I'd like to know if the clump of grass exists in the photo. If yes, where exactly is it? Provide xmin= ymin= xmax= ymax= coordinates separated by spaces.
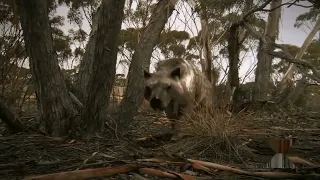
xmin=162 ymin=106 xmax=254 ymax=162
xmin=179 ymin=106 xmax=249 ymax=138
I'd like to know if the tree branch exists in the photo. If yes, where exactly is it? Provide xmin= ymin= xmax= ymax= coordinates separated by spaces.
xmin=268 ymin=51 xmax=320 ymax=81
xmin=242 ymin=22 xmax=320 ymax=83
xmin=242 ymin=0 xmax=274 ymax=22
xmin=261 ymin=1 xmax=294 ymax=12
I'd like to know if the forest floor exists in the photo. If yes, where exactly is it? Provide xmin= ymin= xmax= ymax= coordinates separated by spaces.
xmin=1 ymin=104 xmax=320 ymax=180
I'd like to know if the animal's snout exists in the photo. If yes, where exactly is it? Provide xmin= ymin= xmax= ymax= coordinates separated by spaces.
xmin=150 ymin=97 xmax=164 ymax=111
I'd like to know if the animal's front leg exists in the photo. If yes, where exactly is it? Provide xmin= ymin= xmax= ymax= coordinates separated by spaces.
xmin=170 ymin=104 xmax=191 ymax=142
xmin=165 ymin=101 xmax=178 ymax=120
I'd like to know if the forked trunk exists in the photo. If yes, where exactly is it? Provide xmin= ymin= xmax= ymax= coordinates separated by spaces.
xmin=16 ymin=0 xmax=77 ymax=136
xmin=117 ymin=0 xmax=178 ymax=133
xmin=81 ymin=0 xmax=126 ymax=134
xmin=75 ymin=7 xmax=101 ymax=103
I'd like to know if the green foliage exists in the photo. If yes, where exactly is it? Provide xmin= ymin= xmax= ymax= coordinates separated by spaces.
xmin=157 ymin=30 xmax=190 ymax=58
xmin=295 ymin=8 xmax=320 ymax=28
xmin=69 ymin=29 xmax=87 ymax=42
xmin=118 ymin=28 xmax=143 ymax=51
xmin=272 ymin=44 xmax=299 ymax=74
xmin=124 ymin=0 xmax=157 ymax=27
xmin=74 ymin=47 xmax=85 ymax=58
xmin=303 ymin=39 xmax=320 ymax=67
xmin=62 ymin=0 xmax=100 ymax=27
xmin=50 ymin=15 xmax=65 ymax=27
xmin=187 ymin=35 xmax=201 ymax=50
xmin=169 ymin=44 xmax=186 ymax=57
xmin=195 ymin=0 xmax=243 ymax=18
xmin=158 ymin=30 xmax=190 ymax=45
xmin=272 ymin=40 xmax=320 ymax=75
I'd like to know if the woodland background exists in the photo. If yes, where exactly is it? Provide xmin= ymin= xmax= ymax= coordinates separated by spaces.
xmin=0 ymin=0 xmax=320 ymax=178
xmin=1 ymin=0 xmax=319 ymax=135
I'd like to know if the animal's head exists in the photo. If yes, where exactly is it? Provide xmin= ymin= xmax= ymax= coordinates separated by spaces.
xmin=143 ymin=67 xmax=184 ymax=111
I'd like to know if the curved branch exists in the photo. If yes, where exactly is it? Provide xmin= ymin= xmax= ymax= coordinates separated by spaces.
xmin=268 ymin=51 xmax=320 ymax=82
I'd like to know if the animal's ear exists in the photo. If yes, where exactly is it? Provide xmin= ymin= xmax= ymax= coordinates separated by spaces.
xmin=170 ymin=67 xmax=181 ymax=79
xmin=144 ymin=70 xmax=151 ymax=79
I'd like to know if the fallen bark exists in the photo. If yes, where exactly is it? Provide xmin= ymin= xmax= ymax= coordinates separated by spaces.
xmin=21 ymin=155 xmax=320 ymax=180
xmin=138 ymin=167 xmax=179 ymax=179
xmin=24 ymin=164 xmax=138 ymax=180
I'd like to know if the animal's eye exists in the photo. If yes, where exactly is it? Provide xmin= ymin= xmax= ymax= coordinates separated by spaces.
xmin=167 ymin=85 xmax=171 ymax=90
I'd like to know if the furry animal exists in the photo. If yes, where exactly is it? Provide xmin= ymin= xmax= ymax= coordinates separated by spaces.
xmin=143 ymin=58 xmax=213 ymax=138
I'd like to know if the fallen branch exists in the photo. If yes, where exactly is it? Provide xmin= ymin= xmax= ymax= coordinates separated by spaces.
xmin=138 ymin=167 xmax=179 ymax=178
xmin=24 ymin=164 xmax=138 ymax=180
xmin=21 ymin=155 xmax=320 ymax=180
xmin=191 ymin=162 xmax=217 ymax=175
xmin=188 ymin=159 xmax=318 ymax=179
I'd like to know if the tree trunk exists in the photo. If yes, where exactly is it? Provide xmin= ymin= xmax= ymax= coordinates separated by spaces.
xmin=224 ymin=0 xmax=252 ymax=107
xmin=226 ymin=23 xmax=241 ymax=106
xmin=253 ymin=0 xmax=282 ymax=101
xmin=16 ymin=0 xmax=78 ymax=136
xmin=200 ymin=18 xmax=212 ymax=82
xmin=75 ymin=7 xmax=101 ymax=103
xmin=280 ymin=18 xmax=320 ymax=90
xmin=81 ymin=0 xmax=126 ymax=135
xmin=117 ymin=0 xmax=178 ymax=133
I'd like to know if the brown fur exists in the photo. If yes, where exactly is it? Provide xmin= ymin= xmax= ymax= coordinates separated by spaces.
xmin=144 ymin=58 xmax=213 ymax=139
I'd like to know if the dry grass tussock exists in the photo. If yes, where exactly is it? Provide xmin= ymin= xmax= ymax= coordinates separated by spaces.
xmin=163 ymin=106 xmax=254 ymax=161
xmin=179 ymin=106 xmax=250 ymax=138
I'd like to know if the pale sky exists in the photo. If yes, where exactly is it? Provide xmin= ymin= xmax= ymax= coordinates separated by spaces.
xmin=55 ymin=0 xmax=316 ymax=83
